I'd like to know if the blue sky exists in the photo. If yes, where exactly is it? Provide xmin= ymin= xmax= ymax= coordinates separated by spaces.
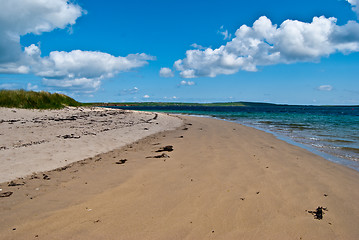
xmin=0 ymin=0 xmax=359 ymax=105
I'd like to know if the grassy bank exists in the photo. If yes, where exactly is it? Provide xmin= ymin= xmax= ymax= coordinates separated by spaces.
xmin=0 ymin=90 xmax=81 ymax=109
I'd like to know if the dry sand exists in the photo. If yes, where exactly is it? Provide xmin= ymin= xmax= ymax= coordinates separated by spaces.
xmin=0 ymin=114 xmax=358 ymax=239
xmin=0 ymin=107 xmax=182 ymax=182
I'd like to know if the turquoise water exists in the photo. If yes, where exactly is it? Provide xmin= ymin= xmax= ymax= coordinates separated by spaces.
xmin=111 ymin=105 xmax=359 ymax=171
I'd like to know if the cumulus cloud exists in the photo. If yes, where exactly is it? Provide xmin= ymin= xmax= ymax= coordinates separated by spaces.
xmin=27 ymin=46 xmax=154 ymax=91
xmin=0 ymin=0 xmax=154 ymax=92
xmin=143 ymin=94 xmax=150 ymax=99
xmin=318 ymin=85 xmax=333 ymax=91
xmin=347 ymin=0 xmax=359 ymax=16
xmin=179 ymin=80 xmax=195 ymax=86
xmin=0 ymin=0 xmax=83 ymax=65
xmin=174 ymin=16 xmax=359 ymax=78
xmin=159 ymin=67 xmax=174 ymax=78
xmin=17 ymin=45 xmax=154 ymax=92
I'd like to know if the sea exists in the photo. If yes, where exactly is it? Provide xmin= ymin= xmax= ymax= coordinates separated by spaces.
xmin=110 ymin=105 xmax=359 ymax=171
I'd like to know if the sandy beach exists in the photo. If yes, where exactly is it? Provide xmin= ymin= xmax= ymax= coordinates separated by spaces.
xmin=0 ymin=110 xmax=358 ymax=239
xmin=0 ymin=107 xmax=182 ymax=183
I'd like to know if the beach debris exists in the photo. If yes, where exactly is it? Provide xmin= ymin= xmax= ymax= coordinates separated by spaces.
xmin=115 ymin=159 xmax=127 ymax=164
xmin=94 ymin=220 xmax=101 ymax=223
xmin=30 ymin=174 xmax=39 ymax=179
xmin=8 ymin=181 xmax=25 ymax=186
xmin=0 ymin=191 xmax=13 ymax=198
xmin=156 ymin=145 xmax=173 ymax=152
xmin=13 ymin=140 xmax=48 ymax=149
xmin=42 ymin=174 xmax=51 ymax=180
xmin=324 ymin=193 xmax=328 ymax=197
xmin=144 ymin=128 xmax=149 ymax=130
xmin=146 ymin=153 xmax=170 ymax=159
xmin=58 ymin=134 xmax=81 ymax=139
xmin=256 ymin=191 xmax=260 ymax=194
xmin=307 ymin=206 xmax=328 ymax=220
xmin=54 ymin=166 xmax=70 ymax=172
xmin=182 ymin=127 xmax=189 ymax=131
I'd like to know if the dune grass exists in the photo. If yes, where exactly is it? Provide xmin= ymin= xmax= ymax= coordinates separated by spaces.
xmin=0 ymin=89 xmax=81 ymax=109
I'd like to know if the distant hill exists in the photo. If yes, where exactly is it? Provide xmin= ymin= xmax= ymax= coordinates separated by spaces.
xmin=84 ymin=101 xmax=359 ymax=108
xmin=85 ymin=101 xmax=281 ymax=107
xmin=0 ymin=90 xmax=81 ymax=109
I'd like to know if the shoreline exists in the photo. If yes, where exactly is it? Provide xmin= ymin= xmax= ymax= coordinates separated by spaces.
xmin=113 ymin=104 xmax=359 ymax=169
xmin=0 ymin=114 xmax=358 ymax=239
xmin=170 ymin=113 xmax=359 ymax=172
xmin=216 ymin=115 xmax=359 ymax=172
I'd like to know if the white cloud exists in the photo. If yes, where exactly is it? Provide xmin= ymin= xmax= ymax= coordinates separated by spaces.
xmin=174 ymin=16 xmax=359 ymax=78
xmin=191 ymin=43 xmax=207 ymax=50
xmin=27 ymin=83 xmax=38 ymax=91
xmin=0 ymin=0 xmax=83 ymax=65
xmin=143 ymin=94 xmax=150 ymax=99
xmin=0 ymin=0 xmax=155 ymax=92
xmin=159 ymin=67 xmax=174 ymax=78
xmin=0 ymin=83 xmax=18 ymax=89
xmin=218 ymin=26 xmax=232 ymax=40
xmin=179 ymin=80 xmax=195 ymax=86
xmin=163 ymin=96 xmax=179 ymax=100
xmin=31 ymin=48 xmax=154 ymax=91
xmin=19 ymin=45 xmax=154 ymax=92
xmin=347 ymin=0 xmax=359 ymax=16
xmin=120 ymin=87 xmax=139 ymax=95
xmin=318 ymin=85 xmax=333 ymax=91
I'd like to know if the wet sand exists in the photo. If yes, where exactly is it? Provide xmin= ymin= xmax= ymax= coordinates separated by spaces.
xmin=0 ymin=115 xmax=358 ymax=239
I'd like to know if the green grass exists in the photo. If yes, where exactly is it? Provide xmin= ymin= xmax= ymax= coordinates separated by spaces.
xmin=0 ymin=89 xmax=81 ymax=109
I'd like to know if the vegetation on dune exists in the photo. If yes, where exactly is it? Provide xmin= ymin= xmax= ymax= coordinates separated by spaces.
xmin=0 ymin=89 xmax=81 ymax=109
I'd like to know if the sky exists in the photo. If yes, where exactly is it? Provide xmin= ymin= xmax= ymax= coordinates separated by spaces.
xmin=0 ymin=0 xmax=359 ymax=105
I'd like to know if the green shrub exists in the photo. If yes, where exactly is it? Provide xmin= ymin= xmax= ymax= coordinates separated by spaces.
xmin=0 ymin=89 xmax=81 ymax=109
